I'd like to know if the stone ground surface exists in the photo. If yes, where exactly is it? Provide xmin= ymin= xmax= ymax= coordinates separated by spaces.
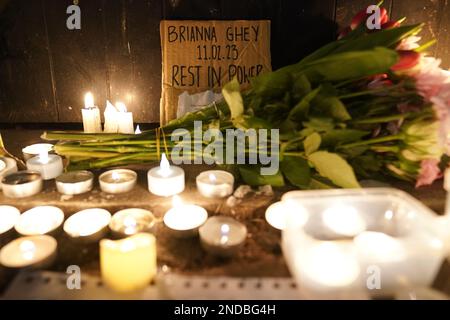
xmin=0 ymin=129 xmax=449 ymax=295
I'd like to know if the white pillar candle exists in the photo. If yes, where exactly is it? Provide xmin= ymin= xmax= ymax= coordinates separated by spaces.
xmin=99 ymin=169 xmax=137 ymax=194
xmin=321 ymin=205 xmax=366 ymax=237
xmin=116 ymin=102 xmax=134 ymax=134
xmin=64 ymin=208 xmax=111 ymax=242
xmin=55 ymin=170 xmax=94 ymax=195
xmin=199 ymin=216 xmax=247 ymax=257
xmin=103 ymin=101 xmax=119 ymax=133
xmin=26 ymin=150 xmax=63 ymax=180
xmin=15 ymin=206 xmax=64 ymax=236
xmin=0 ymin=235 xmax=57 ymax=269
xmin=82 ymin=92 xmax=102 ymax=133
xmin=109 ymin=208 xmax=156 ymax=238
xmin=100 ymin=233 xmax=157 ymax=293
xmin=22 ymin=143 xmax=54 ymax=161
xmin=147 ymin=153 xmax=185 ymax=197
xmin=265 ymin=200 xmax=309 ymax=230
xmin=0 ymin=206 xmax=20 ymax=237
xmin=0 ymin=157 xmax=18 ymax=191
xmin=196 ymin=170 xmax=234 ymax=198
xmin=1 ymin=171 xmax=43 ymax=198
xmin=163 ymin=196 xmax=208 ymax=237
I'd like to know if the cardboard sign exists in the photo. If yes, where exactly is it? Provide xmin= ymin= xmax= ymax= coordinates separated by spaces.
xmin=160 ymin=20 xmax=272 ymax=124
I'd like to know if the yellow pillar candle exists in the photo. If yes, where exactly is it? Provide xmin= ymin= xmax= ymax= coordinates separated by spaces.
xmin=100 ymin=233 xmax=157 ymax=293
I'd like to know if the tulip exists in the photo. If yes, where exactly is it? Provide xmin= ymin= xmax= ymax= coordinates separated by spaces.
xmin=350 ymin=7 xmax=388 ymax=30
xmin=337 ymin=26 xmax=352 ymax=40
xmin=391 ymin=50 xmax=421 ymax=71
xmin=381 ymin=20 xmax=402 ymax=30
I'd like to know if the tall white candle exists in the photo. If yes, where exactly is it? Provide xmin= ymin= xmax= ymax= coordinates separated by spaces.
xmin=103 ymin=101 xmax=119 ymax=133
xmin=147 ymin=153 xmax=185 ymax=197
xmin=116 ymin=102 xmax=134 ymax=134
xmin=82 ymin=92 xmax=102 ymax=133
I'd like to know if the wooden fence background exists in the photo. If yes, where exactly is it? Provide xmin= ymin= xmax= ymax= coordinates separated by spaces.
xmin=0 ymin=0 xmax=449 ymax=124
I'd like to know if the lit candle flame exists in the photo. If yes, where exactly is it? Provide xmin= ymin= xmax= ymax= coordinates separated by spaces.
xmin=209 ymin=173 xmax=217 ymax=183
xmin=111 ymin=171 xmax=121 ymax=181
xmin=84 ymin=92 xmax=95 ymax=109
xmin=20 ymin=240 xmax=36 ymax=261
xmin=384 ymin=210 xmax=394 ymax=221
xmin=172 ymin=195 xmax=183 ymax=208
xmin=135 ymin=125 xmax=142 ymax=135
xmin=220 ymin=224 xmax=230 ymax=245
xmin=39 ymin=150 xmax=49 ymax=164
xmin=123 ymin=216 xmax=137 ymax=235
xmin=116 ymin=101 xmax=127 ymax=113
xmin=159 ymin=153 xmax=172 ymax=177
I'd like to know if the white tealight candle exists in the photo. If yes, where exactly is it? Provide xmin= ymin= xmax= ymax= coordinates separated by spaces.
xmin=82 ymin=92 xmax=102 ymax=133
xmin=0 ymin=235 xmax=57 ymax=269
xmin=1 ymin=171 xmax=43 ymax=198
xmin=109 ymin=208 xmax=156 ymax=238
xmin=99 ymin=169 xmax=137 ymax=194
xmin=103 ymin=101 xmax=119 ymax=133
xmin=196 ymin=170 xmax=234 ymax=198
xmin=26 ymin=150 xmax=63 ymax=180
xmin=55 ymin=170 xmax=94 ymax=195
xmin=64 ymin=208 xmax=112 ymax=242
xmin=0 ymin=157 xmax=18 ymax=190
xmin=164 ymin=196 xmax=208 ymax=238
xmin=0 ymin=206 xmax=20 ymax=237
xmin=116 ymin=102 xmax=134 ymax=134
xmin=321 ymin=205 xmax=366 ymax=237
xmin=22 ymin=143 xmax=54 ymax=161
xmin=199 ymin=216 xmax=247 ymax=257
xmin=147 ymin=153 xmax=185 ymax=197
xmin=265 ymin=200 xmax=309 ymax=231
xmin=15 ymin=206 xmax=64 ymax=236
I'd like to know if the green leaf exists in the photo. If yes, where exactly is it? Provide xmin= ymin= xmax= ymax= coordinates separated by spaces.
xmin=238 ymin=165 xmax=285 ymax=187
xmin=288 ymin=86 xmax=321 ymax=121
xmin=292 ymin=74 xmax=312 ymax=101
xmin=301 ymin=47 xmax=399 ymax=83
xmin=250 ymin=69 xmax=292 ymax=100
xmin=222 ymin=78 xmax=244 ymax=119
xmin=321 ymin=129 xmax=370 ymax=147
xmin=313 ymin=95 xmax=351 ymax=121
xmin=308 ymin=151 xmax=361 ymax=188
xmin=304 ymin=132 xmax=321 ymax=155
xmin=280 ymin=156 xmax=311 ymax=188
xmin=303 ymin=117 xmax=335 ymax=133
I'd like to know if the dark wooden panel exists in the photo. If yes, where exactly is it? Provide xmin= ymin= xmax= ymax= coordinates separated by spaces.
xmin=391 ymin=0 xmax=442 ymax=58
xmin=162 ymin=0 xmax=222 ymax=19
xmin=277 ymin=0 xmax=337 ymax=69
xmin=0 ymin=0 xmax=57 ymax=123
xmin=336 ymin=0 xmax=393 ymax=28
xmin=424 ymin=0 xmax=450 ymax=68
xmin=44 ymin=0 xmax=108 ymax=122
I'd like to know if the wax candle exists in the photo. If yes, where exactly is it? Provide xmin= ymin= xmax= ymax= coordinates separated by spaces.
xmin=22 ymin=143 xmax=54 ymax=161
xmin=196 ymin=170 xmax=234 ymax=198
xmin=0 ymin=206 xmax=20 ymax=237
xmin=100 ymin=233 xmax=157 ymax=293
xmin=265 ymin=200 xmax=309 ymax=231
xmin=82 ymin=92 xmax=102 ymax=133
xmin=55 ymin=170 xmax=94 ymax=195
xmin=135 ymin=125 xmax=142 ymax=135
xmin=99 ymin=169 xmax=137 ymax=194
xmin=116 ymin=102 xmax=134 ymax=134
xmin=103 ymin=101 xmax=119 ymax=133
xmin=1 ymin=171 xmax=43 ymax=198
xmin=0 ymin=235 xmax=57 ymax=269
xmin=109 ymin=208 xmax=156 ymax=238
xmin=0 ymin=157 xmax=18 ymax=191
xmin=163 ymin=196 xmax=208 ymax=237
xmin=64 ymin=208 xmax=111 ymax=242
xmin=321 ymin=205 xmax=366 ymax=237
xmin=15 ymin=206 xmax=64 ymax=236
xmin=26 ymin=150 xmax=63 ymax=180
xmin=147 ymin=153 xmax=185 ymax=197
xmin=199 ymin=216 xmax=247 ymax=257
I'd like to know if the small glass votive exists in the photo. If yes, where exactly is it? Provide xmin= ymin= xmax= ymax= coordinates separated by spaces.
xmin=99 ymin=169 xmax=137 ymax=194
xmin=1 ymin=171 xmax=43 ymax=198
xmin=199 ymin=216 xmax=247 ymax=257
xmin=56 ymin=170 xmax=94 ymax=195
xmin=109 ymin=208 xmax=156 ymax=238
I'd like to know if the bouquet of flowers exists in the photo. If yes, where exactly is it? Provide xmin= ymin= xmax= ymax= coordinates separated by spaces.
xmin=42 ymin=4 xmax=450 ymax=189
